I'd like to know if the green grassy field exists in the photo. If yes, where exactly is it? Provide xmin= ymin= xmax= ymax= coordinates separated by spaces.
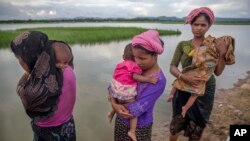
xmin=0 ymin=27 xmax=181 ymax=48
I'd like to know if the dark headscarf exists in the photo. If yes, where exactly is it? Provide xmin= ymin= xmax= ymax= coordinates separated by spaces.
xmin=11 ymin=31 xmax=63 ymax=121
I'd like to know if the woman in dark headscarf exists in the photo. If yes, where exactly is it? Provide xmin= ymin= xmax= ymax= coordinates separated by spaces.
xmin=11 ymin=31 xmax=76 ymax=141
xmin=168 ymin=7 xmax=228 ymax=141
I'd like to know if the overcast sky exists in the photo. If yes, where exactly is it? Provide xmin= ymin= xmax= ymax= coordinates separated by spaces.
xmin=0 ymin=0 xmax=250 ymax=20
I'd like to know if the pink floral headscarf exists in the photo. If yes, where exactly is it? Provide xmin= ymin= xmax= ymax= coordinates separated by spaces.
xmin=132 ymin=29 xmax=164 ymax=55
xmin=185 ymin=7 xmax=215 ymax=25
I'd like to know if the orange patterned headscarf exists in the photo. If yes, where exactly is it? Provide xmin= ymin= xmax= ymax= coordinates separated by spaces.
xmin=185 ymin=7 xmax=215 ymax=25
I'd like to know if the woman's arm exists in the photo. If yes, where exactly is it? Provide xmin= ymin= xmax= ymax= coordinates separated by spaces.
xmin=170 ymin=64 xmax=182 ymax=78
xmin=108 ymin=88 xmax=133 ymax=118
xmin=126 ymin=78 xmax=166 ymax=117
xmin=170 ymin=65 xmax=201 ymax=87
xmin=169 ymin=41 xmax=201 ymax=86
xmin=214 ymin=55 xmax=226 ymax=76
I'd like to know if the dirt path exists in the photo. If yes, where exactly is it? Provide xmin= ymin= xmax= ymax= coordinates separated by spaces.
xmin=152 ymin=71 xmax=250 ymax=141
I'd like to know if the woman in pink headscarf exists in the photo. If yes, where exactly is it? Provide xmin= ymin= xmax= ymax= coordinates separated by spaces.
xmin=168 ymin=7 xmax=228 ymax=141
xmin=109 ymin=29 xmax=166 ymax=141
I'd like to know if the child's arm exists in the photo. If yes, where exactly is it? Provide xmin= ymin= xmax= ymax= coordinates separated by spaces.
xmin=133 ymin=73 xmax=158 ymax=84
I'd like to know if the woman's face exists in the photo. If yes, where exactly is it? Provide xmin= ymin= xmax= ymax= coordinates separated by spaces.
xmin=132 ymin=47 xmax=157 ymax=70
xmin=16 ymin=55 xmax=30 ymax=73
xmin=191 ymin=15 xmax=210 ymax=38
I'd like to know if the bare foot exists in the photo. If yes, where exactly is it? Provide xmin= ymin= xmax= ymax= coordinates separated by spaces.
xmin=128 ymin=131 xmax=137 ymax=141
xmin=167 ymin=94 xmax=174 ymax=102
xmin=181 ymin=106 xmax=188 ymax=118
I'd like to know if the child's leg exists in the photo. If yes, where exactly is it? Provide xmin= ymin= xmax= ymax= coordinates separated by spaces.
xmin=181 ymin=94 xmax=198 ymax=117
xmin=128 ymin=117 xmax=138 ymax=141
xmin=167 ymin=87 xmax=176 ymax=102
xmin=107 ymin=109 xmax=116 ymax=123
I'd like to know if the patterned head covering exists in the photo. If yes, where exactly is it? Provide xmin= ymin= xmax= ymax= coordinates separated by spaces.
xmin=185 ymin=7 xmax=215 ymax=25
xmin=131 ymin=29 xmax=164 ymax=55
xmin=223 ymin=36 xmax=235 ymax=65
xmin=11 ymin=31 xmax=63 ymax=121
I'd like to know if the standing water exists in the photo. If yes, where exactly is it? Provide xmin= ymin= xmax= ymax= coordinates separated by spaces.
xmin=0 ymin=23 xmax=250 ymax=141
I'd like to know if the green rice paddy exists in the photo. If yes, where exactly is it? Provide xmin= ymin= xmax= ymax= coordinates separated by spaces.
xmin=0 ymin=27 xmax=181 ymax=48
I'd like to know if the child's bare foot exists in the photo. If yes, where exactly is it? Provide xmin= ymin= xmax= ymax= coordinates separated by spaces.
xmin=128 ymin=131 xmax=137 ymax=141
xmin=181 ymin=106 xmax=188 ymax=118
xmin=167 ymin=94 xmax=174 ymax=102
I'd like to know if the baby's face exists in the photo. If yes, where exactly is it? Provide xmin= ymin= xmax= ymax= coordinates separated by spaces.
xmin=55 ymin=51 xmax=71 ymax=69
xmin=214 ymin=37 xmax=228 ymax=50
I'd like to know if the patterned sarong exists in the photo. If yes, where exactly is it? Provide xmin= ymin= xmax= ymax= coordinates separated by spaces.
xmin=114 ymin=117 xmax=152 ymax=141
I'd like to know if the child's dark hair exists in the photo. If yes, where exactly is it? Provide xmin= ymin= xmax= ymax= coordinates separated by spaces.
xmin=50 ymin=40 xmax=74 ymax=68
xmin=191 ymin=13 xmax=211 ymax=25
xmin=123 ymin=43 xmax=134 ymax=61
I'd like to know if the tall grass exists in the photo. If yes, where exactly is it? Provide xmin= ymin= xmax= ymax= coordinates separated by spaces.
xmin=0 ymin=27 xmax=181 ymax=48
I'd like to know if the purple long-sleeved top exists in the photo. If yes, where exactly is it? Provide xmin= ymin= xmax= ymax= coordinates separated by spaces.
xmin=118 ymin=70 xmax=166 ymax=128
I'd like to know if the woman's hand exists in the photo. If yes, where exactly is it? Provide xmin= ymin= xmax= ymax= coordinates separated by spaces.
xmin=170 ymin=65 xmax=201 ymax=88
xmin=109 ymin=96 xmax=133 ymax=118
xmin=181 ymin=74 xmax=201 ymax=88
xmin=111 ymin=102 xmax=133 ymax=118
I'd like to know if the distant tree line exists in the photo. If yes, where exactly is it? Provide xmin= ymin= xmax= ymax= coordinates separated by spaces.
xmin=0 ymin=16 xmax=249 ymax=24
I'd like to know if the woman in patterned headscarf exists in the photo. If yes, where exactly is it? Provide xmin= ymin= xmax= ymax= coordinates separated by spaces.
xmin=11 ymin=31 xmax=76 ymax=141
xmin=168 ymin=7 xmax=229 ymax=141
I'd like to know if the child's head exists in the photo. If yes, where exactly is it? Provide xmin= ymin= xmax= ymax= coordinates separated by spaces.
xmin=204 ymin=35 xmax=232 ymax=52
xmin=214 ymin=36 xmax=226 ymax=49
xmin=215 ymin=36 xmax=235 ymax=64
xmin=214 ymin=36 xmax=234 ymax=51
xmin=52 ymin=41 xmax=73 ymax=69
xmin=123 ymin=43 xmax=134 ymax=61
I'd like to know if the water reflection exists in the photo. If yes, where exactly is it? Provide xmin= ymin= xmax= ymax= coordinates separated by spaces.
xmin=0 ymin=24 xmax=250 ymax=141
